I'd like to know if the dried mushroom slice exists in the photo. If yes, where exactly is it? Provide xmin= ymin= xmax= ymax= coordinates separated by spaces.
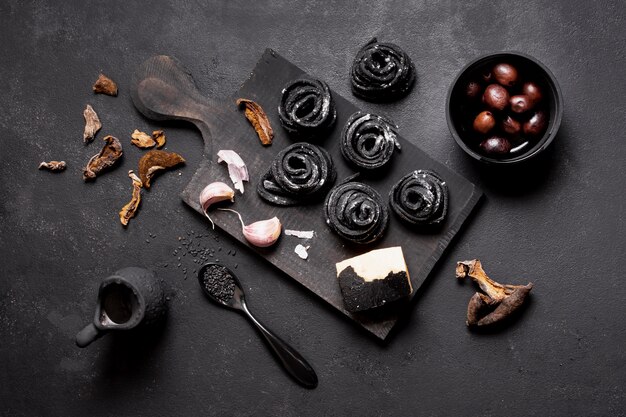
xmin=138 ymin=150 xmax=185 ymax=189
xmin=93 ymin=73 xmax=118 ymax=96
xmin=83 ymin=104 xmax=101 ymax=143
xmin=119 ymin=170 xmax=143 ymax=226
xmin=39 ymin=161 xmax=67 ymax=172
xmin=131 ymin=129 xmax=156 ymax=148
xmin=456 ymin=259 xmax=534 ymax=328
xmin=152 ymin=130 xmax=166 ymax=148
xmin=236 ymin=98 xmax=274 ymax=146
xmin=83 ymin=135 xmax=123 ymax=181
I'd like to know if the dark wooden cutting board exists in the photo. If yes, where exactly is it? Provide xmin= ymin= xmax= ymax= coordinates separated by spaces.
xmin=131 ymin=49 xmax=483 ymax=340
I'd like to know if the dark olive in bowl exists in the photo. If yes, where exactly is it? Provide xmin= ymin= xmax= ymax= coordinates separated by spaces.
xmin=446 ymin=52 xmax=563 ymax=165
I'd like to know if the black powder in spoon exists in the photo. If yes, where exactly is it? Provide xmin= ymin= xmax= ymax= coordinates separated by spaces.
xmin=202 ymin=264 xmax=236 ymax=303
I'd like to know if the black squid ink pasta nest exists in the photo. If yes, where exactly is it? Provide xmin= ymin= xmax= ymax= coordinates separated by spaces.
xmin=278 ymin=78 xmax=336 ymax=139
xmin=389 ymin=170 xmax=449 ymax=226
xmin=340 ymin=112 xmax=401 ymax=170
xmin=257 ymin=142 xmax=336 ymax=206
xmin=324 ymin=181 xmax=389 ymax=244
xmin=350 ymin=38 xmax=416 ymax=102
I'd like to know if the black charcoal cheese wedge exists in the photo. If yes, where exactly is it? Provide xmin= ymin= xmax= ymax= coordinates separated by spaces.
xmin=336 ymin=247 xmax=412 ymax=312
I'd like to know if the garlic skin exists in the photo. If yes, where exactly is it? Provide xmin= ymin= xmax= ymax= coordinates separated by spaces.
xmin=217 ymin=150 xmax=249 ymax=194
xmin=219 ymin=208 xmax=281 ymax=247
xmin=285 ymin=229 xmax=315 ymax=239
xmin=199 ymin=182 xmax=235 ymax=229
xmin=295 ymin=244 xmax=309 ymax=260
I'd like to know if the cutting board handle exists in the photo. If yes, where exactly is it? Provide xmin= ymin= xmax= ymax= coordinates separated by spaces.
xmin=131 ymin=55 xmax=223 ymax=154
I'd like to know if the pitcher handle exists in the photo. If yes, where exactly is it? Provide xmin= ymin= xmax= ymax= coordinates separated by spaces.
xmin=76 ymin=323 xmax=104 ymax=348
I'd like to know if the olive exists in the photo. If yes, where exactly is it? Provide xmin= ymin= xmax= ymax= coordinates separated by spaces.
xmin=492 ymin=63 xmax=518 ymax=87
xmin=473 ymin=111 xmax=495 ymax=134
xmin=510 ymin=95 xmax=533 ymax=113
xmin=474 ymin=110 xmax=496 ymax=134
xmin=523 ymin=111 xmax=548 ymax=136
xmin=479 ymin=136 xmax=512 ymax=156
xmin=465 ymin=80 xmax=483 ymax=100
xmin=482 ymin=84 xmax=509 ymax=111
xmin=522 ymin=81 xmax=543 ymax=104
xmin=501 ymin=115 xmax=522 ymax=135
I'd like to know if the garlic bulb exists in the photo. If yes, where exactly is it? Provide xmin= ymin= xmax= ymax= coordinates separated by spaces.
xmin=199 ymin=182 xmax=235 ymax=229
xmin=219 ymin=209 xmax=281 ymax=247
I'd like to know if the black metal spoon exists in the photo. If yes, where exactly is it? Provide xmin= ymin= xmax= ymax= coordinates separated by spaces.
xmin=197 ymin=263 xmax=318 ymax=388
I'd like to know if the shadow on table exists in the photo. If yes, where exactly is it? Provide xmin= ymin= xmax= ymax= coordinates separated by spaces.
xmin=91 ymin=317 xmax=169 ymax=394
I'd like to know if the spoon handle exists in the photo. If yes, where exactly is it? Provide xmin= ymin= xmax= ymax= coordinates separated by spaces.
xmin=241 ymin=303 xmax=318 ymax=388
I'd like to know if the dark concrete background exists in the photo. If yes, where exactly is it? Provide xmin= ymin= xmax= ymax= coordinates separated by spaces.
xmin=1 ymin=1 xmax=624 ymax=416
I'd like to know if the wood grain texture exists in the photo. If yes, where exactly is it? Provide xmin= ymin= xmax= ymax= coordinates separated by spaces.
xmin=132 ymin=49 xmax=483 ymax=339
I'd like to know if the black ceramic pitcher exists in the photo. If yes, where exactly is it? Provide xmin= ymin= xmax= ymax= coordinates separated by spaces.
xmin=76 ymin=267 xmax=167 ymax=347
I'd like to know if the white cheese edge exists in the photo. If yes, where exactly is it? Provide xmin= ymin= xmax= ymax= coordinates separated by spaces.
xmin=335 ymin=246 xmax=410 ymax=285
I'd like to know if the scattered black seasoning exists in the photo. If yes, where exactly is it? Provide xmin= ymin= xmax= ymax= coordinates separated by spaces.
xmin=169 ymin=230 xmax=239 ymax=281
xmin=202 ymin=264 xmax=236 ymax=304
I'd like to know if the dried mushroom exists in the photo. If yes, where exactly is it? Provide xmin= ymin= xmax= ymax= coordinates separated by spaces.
xmin=83 ymin=135 xmax=123 ymax=181
xmin=119 ymin=170 xmax=143 ymax=226
xmin=152 ymin=130 xmax=166 ymax=148
xmin=39 ymin=161 xmax=67 ymax=172
xmin=83 ymin=104 xmax=101 ymax=143
xmin=138 ymin=150 xmax=185 ymax=189
xmin=236 ymin=98 xmax=273 ymax=146
xmin=456 ymin=259 xmax=533 ymax=328
xmin=93 ymin=73 xmax=118 ymax=96
xmin=131 ymin=129 xmax=156 ymax=148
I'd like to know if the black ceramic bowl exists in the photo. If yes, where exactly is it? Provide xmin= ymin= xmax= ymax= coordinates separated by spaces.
xmin=446 ymin=52 xmax=563 ymax=164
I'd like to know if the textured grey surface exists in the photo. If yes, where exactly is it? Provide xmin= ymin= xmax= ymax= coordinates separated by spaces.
xmin=0 ymin=1 xmax=625 ymax=416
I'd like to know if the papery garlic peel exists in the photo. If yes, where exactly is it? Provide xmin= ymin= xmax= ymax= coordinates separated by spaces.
xmin=217 ymin=150 xmax=249 ymax=194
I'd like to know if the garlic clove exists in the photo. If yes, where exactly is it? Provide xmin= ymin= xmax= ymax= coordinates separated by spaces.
xmin=199 ymin=182 xmax=235 ymax=229
xmin=218 ymin=208 xmax=281 ymax=247
xmin=243 ymin=217 xmax=282 ymax=247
